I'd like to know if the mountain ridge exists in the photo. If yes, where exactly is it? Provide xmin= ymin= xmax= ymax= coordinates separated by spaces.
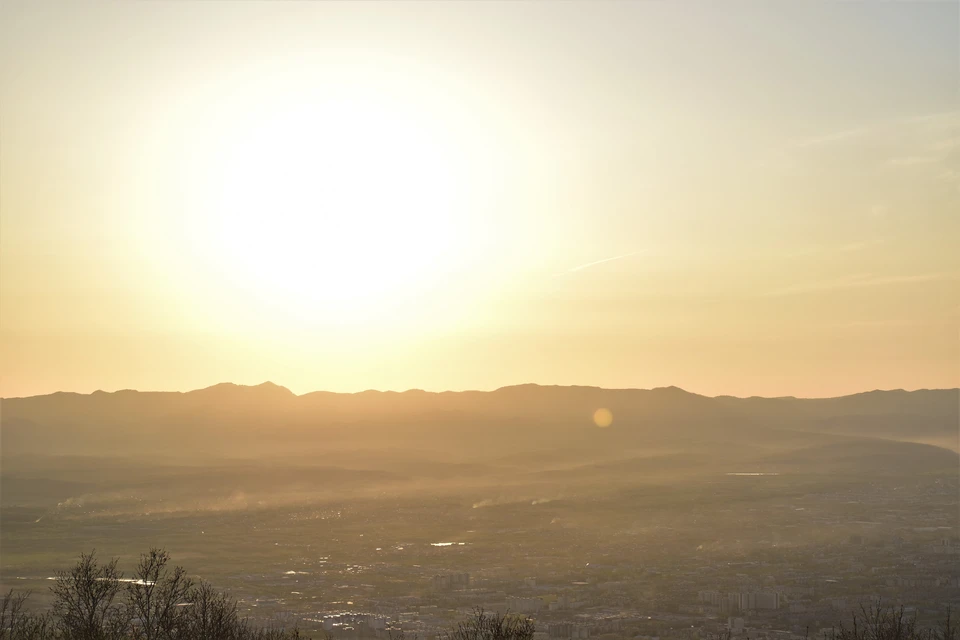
xmin=4 ymin=381 xmax=957 ymax=402
xmin=1 ymin=382 xmax=956 ymax=477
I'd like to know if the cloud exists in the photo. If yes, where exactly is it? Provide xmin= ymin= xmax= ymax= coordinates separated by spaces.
xmin=903 ymin=108 xmax=960 ymax=127
xmin=793 ymin=109 xmax=960 ymax=153
xmin=838 ymin=238 xmax=889 ymax=252
xmin=887 ymin=155 xmax=941 ymax=166
xmin=935 ymin=167 xmax=960 ymax=185
xmin=887 ymin=132 xmax=960 ymax=167
xmin=793 ymin=127 xmax=868 ymax=148
xmin=791 ymin=110 xmax=960 ymax=192
xmin=561 ymin=250 xmax=643 ymax=275
xmin=768 ymin=272 xmax=957 ymax=296
xmin=838 ymin=318 xmax=923 ymax=329
xmin=927 ymin=135 xmax=960 ymax=151
xmin=780 ymin=238 xmax=884 ymax=258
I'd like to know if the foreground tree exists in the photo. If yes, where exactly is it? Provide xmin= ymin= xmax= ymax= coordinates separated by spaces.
xmin=50 ymin=552 xmax=129 ymax=640
xmin=1 ymin=590 xmax=55 ymax=640
xmin=4 ymin=549 xmax=306 ymax=640
xmin=127 ymin=549 xmax=193 ymax=640
xmin=443 ymin=609 xmax=535 ymax=640
xmin=829 ymin=603 xmax=956 ymax=640
xmin=179 ymin=580 xmax=250 ymax=640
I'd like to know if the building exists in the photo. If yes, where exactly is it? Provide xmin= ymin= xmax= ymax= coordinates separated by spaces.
xmin=740 ymin=591 xmax=779 ymax=611
xmin=506 ymin=597 xmax=543 ymax=614
xmin=431 ymin=573 xmax=470 ymax=590
xmin=707 ymin=591 xmax=779 ymax=612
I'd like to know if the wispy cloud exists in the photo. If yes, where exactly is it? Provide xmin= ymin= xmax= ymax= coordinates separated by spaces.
xmin=838 ymin=318 xmax=924 ymax=329
xmin=887 ymin=155 xmax=941 ymax=166
xmin=793 ymin=127 xmax=867 ymax=149
xmin=780 ymin=238 xmax=884 ymax=259
xmin=838 ymin=238 xmax=889 ymax=253
xmin=791 ymin=110 xmax=960 ymax=192
xmin=768 ymin=272 xmax=957 ymax=296
xmin=793 ymin=109 xmax=960 ymax=152
xmin=927 ymin=135 xmax=960 ymax=151
xmin=561 ymin=251 xmax=643 ymax=276
xmin=935 ymin=167 xmax=960 ymax=186
xmin=887 ymin=133 xmax=960 ymax=167
xmin=903 ymin=108 xmax=960 ymax=126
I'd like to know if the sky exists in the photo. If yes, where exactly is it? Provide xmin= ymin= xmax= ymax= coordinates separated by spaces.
xmin=1 ymin=1 xmax=958 ymax=399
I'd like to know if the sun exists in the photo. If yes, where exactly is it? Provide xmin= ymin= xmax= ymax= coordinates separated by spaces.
xmin=195 ymin=93 xmax=467 ymax=324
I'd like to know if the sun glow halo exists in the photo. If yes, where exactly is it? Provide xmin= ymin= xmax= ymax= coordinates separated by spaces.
xmin=199 ymin=96 xmax=466 ymax=320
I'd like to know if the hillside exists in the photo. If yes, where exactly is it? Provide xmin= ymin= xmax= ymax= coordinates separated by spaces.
xmin=2 ymin=383 xmax=956 ymax=463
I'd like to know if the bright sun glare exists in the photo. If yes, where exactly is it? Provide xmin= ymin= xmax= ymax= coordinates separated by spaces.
xmin=196 ymin=92 xmax=465 ymax=321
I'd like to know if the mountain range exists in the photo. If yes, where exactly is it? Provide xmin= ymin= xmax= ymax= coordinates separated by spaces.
xmin=2 ymin=383 xmax=957 ymax=514
xmin=3 ymin=383 xmax=956 ymax=462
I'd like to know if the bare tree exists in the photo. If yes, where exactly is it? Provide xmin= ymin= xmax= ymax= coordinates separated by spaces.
xmin=4 ymin=549 xmax=317 ymax=639
xmin=937 ymin=611 xmax=957 ymax=640
xmin=828 ymin=603 xmax=957 ymax=640
xmin=127 ymin=549 xmax=193 ymax=640
xmin=50 ymin=551 xmax=130 ymax=640
xmin=0 ymin=590 xmax=56 ymax=640
xmin=179 ymin=580 xmax=248 ymax=640
xmin=388 ymin=628 xmax=415 ymax=640
xmin=1 ymin=590 xmax=31 ymax=639
xmin=443 ymin=608 xmax=535 ymax=640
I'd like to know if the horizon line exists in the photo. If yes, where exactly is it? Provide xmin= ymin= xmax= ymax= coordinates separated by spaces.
xmin=3 ymin=381 xmax=956 ymax=403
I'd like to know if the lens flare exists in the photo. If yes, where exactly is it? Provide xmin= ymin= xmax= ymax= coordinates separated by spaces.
xmin=593 ymin=407 xmax=613 ymax=428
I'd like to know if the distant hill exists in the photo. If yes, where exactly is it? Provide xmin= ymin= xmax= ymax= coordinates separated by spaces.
xmin=2 ymin=383 xmax=957 ymax=513
xmin=2 ymin=383 xmax=956 ymax=464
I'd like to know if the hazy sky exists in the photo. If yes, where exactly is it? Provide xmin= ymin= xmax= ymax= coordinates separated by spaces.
xmin=2 ymin=1 xmax=958 ymax=399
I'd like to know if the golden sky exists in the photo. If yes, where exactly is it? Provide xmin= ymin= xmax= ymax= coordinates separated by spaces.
xmin=2 ymin=2 xmax=958 ymax=399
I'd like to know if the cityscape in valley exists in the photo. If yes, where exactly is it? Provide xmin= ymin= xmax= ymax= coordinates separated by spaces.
xmin=2 ymin=384 xmax=958 ymax=638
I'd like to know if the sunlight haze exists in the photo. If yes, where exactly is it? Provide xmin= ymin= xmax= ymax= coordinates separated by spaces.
xmin=1 ymin=5 xmax=959 ymax=636
xmin=1 ymin=1 xmax=958 ymax=399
